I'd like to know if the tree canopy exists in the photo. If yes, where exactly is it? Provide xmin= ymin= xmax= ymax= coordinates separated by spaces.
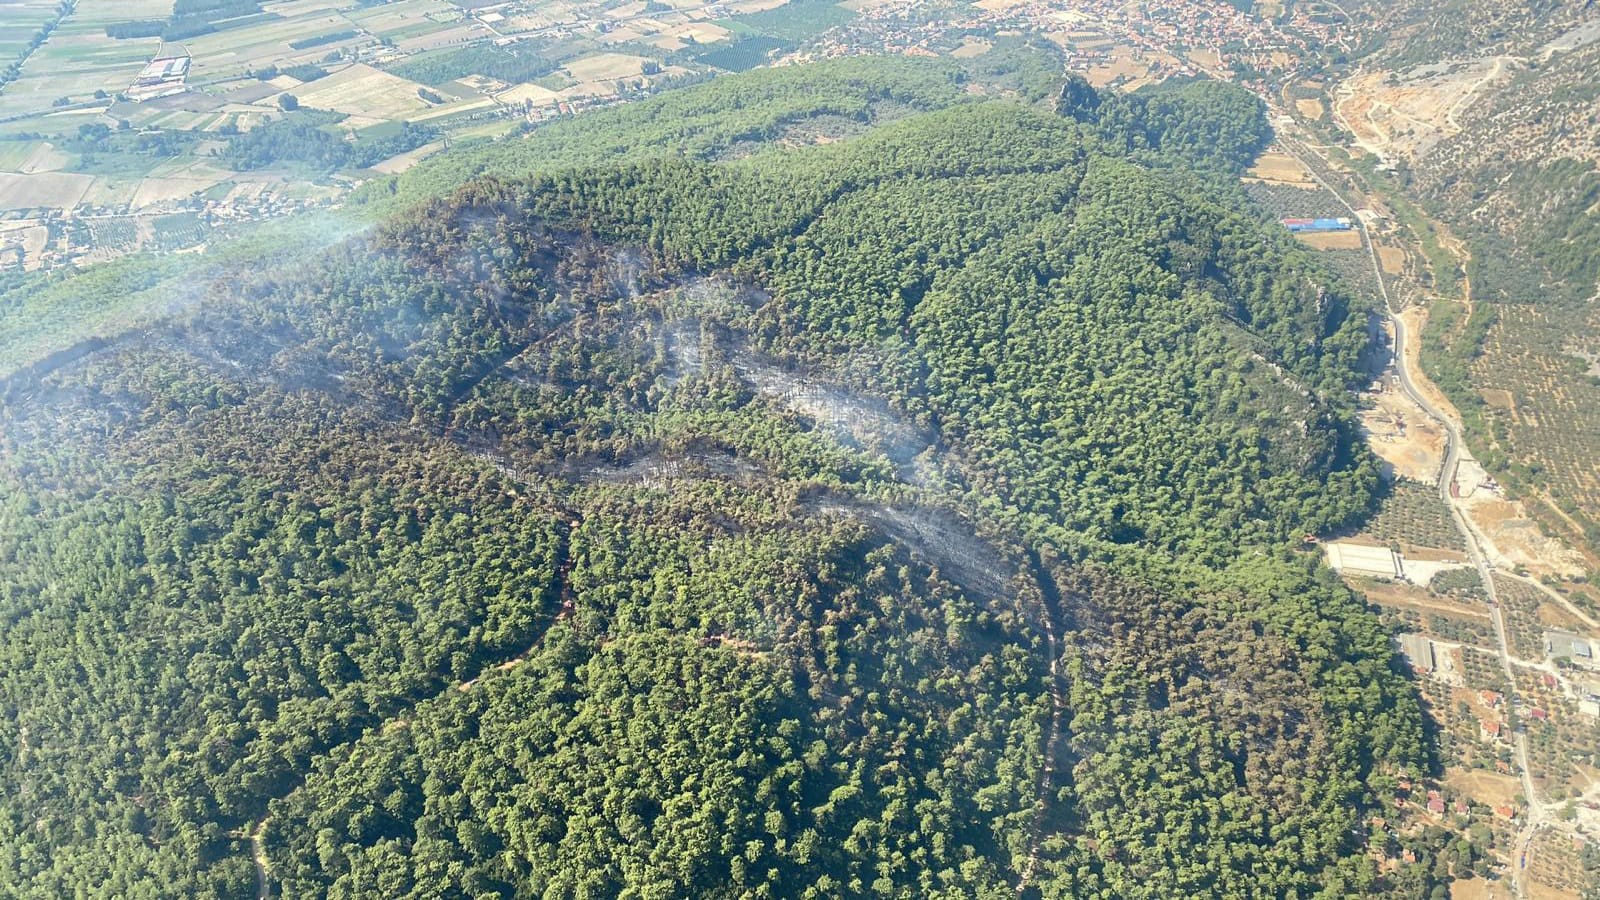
xmin=0 ymin=60 xmax=1435 ymax=898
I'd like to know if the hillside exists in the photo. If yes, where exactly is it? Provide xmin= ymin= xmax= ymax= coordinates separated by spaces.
xmin=0 ymin=60 xmax=1432 ymax=897
xmin=1321 ymin=1 xmax=1600 ymax=555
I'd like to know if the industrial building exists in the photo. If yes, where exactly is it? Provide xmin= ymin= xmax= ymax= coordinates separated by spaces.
xmin=1280 ymin=216 xmax=1355 ymax=232
xmin=1397 ymin=632 xmax=1435 ymax=673
xmin=1546 ymin=630 xmax=1596 ymax=666
xmin=1323 ymin=541 xmax=1402 ymax=579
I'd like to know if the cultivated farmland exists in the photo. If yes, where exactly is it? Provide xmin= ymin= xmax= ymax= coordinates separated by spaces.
xmin=0 ymin=0 xmax=909 ymax=270
xmin=1469 ymin=302 xmax=1600 ymax=551
xmin=1356 ymin=477 xmax=1467 ymax=553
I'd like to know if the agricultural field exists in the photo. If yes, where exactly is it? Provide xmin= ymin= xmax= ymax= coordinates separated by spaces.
xmin=292 ymin=63 xmax=440 ymax=120
xmin=1511 ymin=661 xmax=1600 ymax=808
xmin=1354 ymin=478 xmax=1467 ymax=553
xmin=1376 ymin=243 xmax=1408 ymax=276
xmin=0 ymin=217 xmax=48 ymax=269
xmin=1294 ymin=97 xmax=1324 ymax=120
xmin=1082 ymin=43 xmax=1175 ymax=90
xmin=1468 ymin=302 xmax=1600 ymax=555
xmin=1242 ymin=177 xmax=1384 ymax=298
xmin=0 ymin=140 xmax=61 ymax=171
xmin=1499 ymin=575 xmax=1556 ymax=663
xmin=1293 ymin=228 xmax=1363 ymax=250
xmin=85 ymin=215 xmax=136 ymax=251
xmin=1410 ymin=645 xmax=1518 ymax=795
xmin=1525 ymin=829 xmax=1593 ymax=898
xmin=0 ymin=0 xmax=63 ymax=64
xmin=1368 ymin=581 xmax=1496 ymax=647
xmin=1431 ymin=567 xmax=1488 ymax=603
xmin=0 ymin=171 xmax=94 ymax=208
xmin=148 ymin=209 xmax=207 ymax=247
xmin=0 ymin=0 xmax=168 ymax=120
xmin=1244 ymin=148 xmax=1318 ymax=189
xmin=0 ymin=0 xmax=877 ymax=256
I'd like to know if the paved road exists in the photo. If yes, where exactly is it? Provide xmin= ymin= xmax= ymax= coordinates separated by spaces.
xmin=1274 ymin=131 xmax=1544 ymax=897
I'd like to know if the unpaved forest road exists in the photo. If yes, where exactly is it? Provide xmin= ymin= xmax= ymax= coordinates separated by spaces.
xmin=1274 ymin=130 xmax=1546 ymax=897
xmin=673 ymin=324 xmax=1068 ymax=890
xmin=250 ymin=817 xmax=270 ymax=900
xmin=810 ymin=499 xmax=1068 ymax=893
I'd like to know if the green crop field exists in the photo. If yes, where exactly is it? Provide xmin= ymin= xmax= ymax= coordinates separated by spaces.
xmin=1430 ymin=567 xmax=1488 ymax=603
xmin=1355 ymin=477 xmax=1467 ymax=552
xmin=0 ymin=0 xmax=168 ymax=119
xmin=0 ymin=0 xmax=967 ymax=247
xmin=0 ymin=0 xmax=60 ymax=60
xmin=149 ymin=209 xmax=206 ymax=246
xmin=86 ymin=215 xmax=136 ymax=250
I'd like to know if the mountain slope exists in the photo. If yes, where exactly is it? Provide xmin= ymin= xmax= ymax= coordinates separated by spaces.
xmin=1323 ymin=2 xmax=1600 ymax=551
xmin=0 ymin=61 xmax=1426 ymax=898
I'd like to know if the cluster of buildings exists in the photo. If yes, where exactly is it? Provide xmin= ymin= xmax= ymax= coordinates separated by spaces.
xmin=795 ymin=0 xmax=1335 ymax=97
xmin=127 ymin=46 xmax=192 ymax=103
xmin=1388 ymin=777 xmax=1517 ymax=822
xmin=1282 ymin=216 xmax=1355 ymax=232
xmin=1123 ymin=0 xmax=1309 ymax=65
xmin=1547 ymin=630 xmax=1600 ymax=717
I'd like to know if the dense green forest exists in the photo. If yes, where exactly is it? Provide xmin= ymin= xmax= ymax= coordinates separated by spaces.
xmin=219 ymin=112 xmax=440 ymax=172
xmin=0 ymin=57 xmax=1439 ymax=897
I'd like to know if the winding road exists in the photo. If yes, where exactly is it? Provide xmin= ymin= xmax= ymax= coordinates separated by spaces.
xmin=1273 ymin=130 xmax=1545 ymax=897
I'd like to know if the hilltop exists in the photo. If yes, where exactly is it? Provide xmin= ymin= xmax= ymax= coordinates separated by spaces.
xmin=0 ymin=59 xmax=1434 ymax=898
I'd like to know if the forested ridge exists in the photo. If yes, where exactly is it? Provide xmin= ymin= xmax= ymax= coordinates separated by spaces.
xmin=0 ymin=57 xmax=1438 ymax=898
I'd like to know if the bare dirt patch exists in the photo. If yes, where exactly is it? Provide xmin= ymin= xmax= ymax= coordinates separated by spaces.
xmin=1445 ymin=767 xmax=1523 ymax=808
xmin=496 ymin=82 xmax=561 ymax=106
xmin=564 ymin=53 xmax=653 ymax=82
xmin=1377 ymin=244 xmax=1407 ymax=275
xmin=1450 ymin=875 xmax=1508 ymax=900
xmin=1403 ymin=546 xmax=1470 ymax=562
xmin=1083 ymin=45 xmax=1166 ymax=89
xmin=1293 ymin=229 xmax=1364 ymax=250
xmin=369 ymin=140 xmax=445 ymax=174
xmin=1536 ymin=600 xmax=1588 ymax=631
xmin=1333 ymin=58 xmax=1513 ymax=162
xmin=1356 ymin=578 xmax=1490 ymax=621
xmin=951 ymin=37 xmax=992 ymax=59
xmin=1481 ymin=388 xmax=1515 ymax=411
xmin=1463 ymin=493 xmax=1586 ymax=578
xmin=1246 ymin=150 xmax=1318 ymax=187
xmin=1361 ymin=383 xmax=1447 ymax=482
xmin=1295 ymin=97 xmax=1325 ymax=121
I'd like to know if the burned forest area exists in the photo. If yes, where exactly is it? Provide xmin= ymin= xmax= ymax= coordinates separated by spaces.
xmin=0 ymin=57 xmax=1435 ymax=899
